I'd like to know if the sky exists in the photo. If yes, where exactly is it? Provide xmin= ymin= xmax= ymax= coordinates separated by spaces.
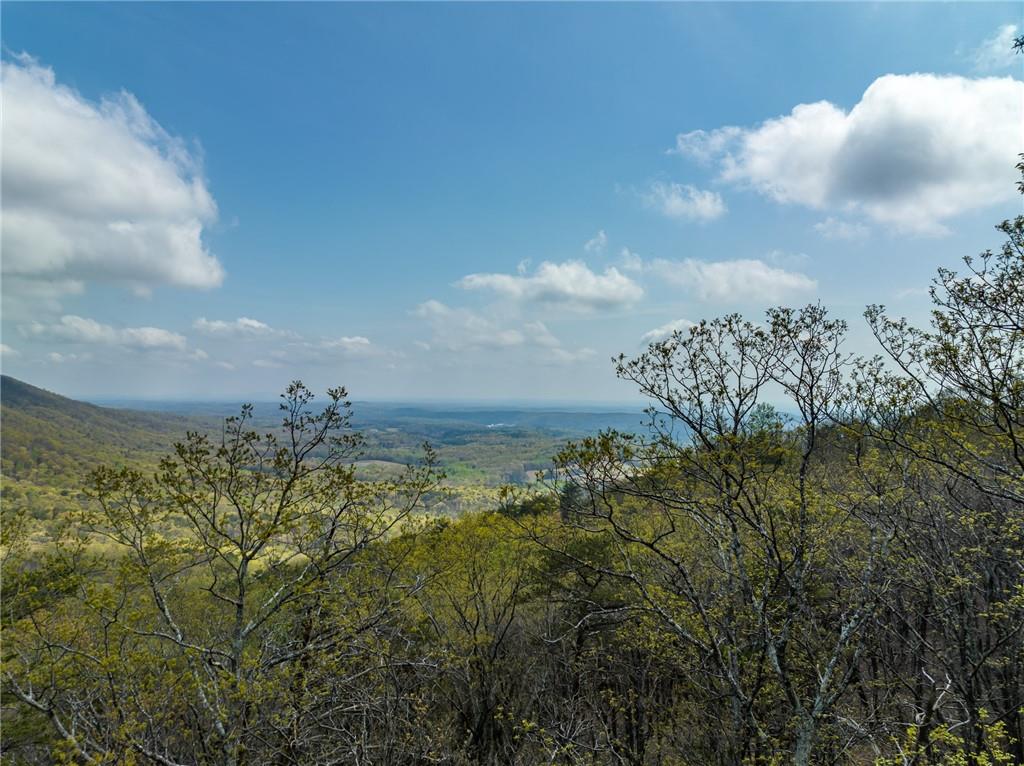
xmin=1 ymin=2 xmax=1022 ymax=404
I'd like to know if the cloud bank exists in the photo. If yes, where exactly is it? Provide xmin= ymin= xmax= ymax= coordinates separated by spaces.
xmin=23 ymin=315 xmax=187 ymax=352
xmin=1 ymin=55 xmax=223 ymax=310
xmin=650 ymin=258 xmax=817 ymax=302
xmin=673 ymin=74 xmax=1024 ymax=233
xmin=413 ymin=300 xmax=592 ymax=363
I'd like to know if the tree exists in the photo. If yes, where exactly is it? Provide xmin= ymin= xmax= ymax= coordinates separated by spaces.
xmin=851 ymin=169 xmax=1024 ymax=763
xmin=531 ymin=306 xmax=900 ymax=765
xmin=3 ymin=382 xmax=440 ymax=766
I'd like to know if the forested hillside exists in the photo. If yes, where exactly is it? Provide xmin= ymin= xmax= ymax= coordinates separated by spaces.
xmin=1 ymin=376 xmax=199 ymax=486
xmin=0 ymin=377 xmax=206 ymax=527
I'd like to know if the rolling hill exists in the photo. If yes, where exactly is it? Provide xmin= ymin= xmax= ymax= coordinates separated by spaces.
xmin=1 ymin=375 xmax=204 ymax=488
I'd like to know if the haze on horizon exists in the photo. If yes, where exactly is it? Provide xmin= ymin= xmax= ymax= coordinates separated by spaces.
xmin=1 ymin=2 xmax=1022 ymax=402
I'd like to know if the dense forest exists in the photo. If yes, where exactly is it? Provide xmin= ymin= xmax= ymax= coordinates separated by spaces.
xmin=2 ymin=157 xmax=1023 ymax=764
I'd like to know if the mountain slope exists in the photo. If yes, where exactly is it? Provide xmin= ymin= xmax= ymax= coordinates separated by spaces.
xmin=1 ymin=376 xmax=202 ymax=487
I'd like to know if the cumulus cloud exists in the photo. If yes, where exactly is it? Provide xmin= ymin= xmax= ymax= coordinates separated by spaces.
xmin=524 ymin=320 xmax=596 ymax=363
xmin=413 ymin=301 xmax=591 ymax=364
xmin=414 ymin=300 xmax=525 ymax=350
xmin=1 ymin=54 xmax=223 ymax=311
xmin=619 ymin=248 xmax=644 ymax=272
xmin=251 ymin=336 xmax=381 ymax=370
xmin=971 ymin=24 xmax=1020 ymax=71
xmin=456 ymin=260 xmax=643 ymax=310
xmin=673 ymin=74 xmax=1024 ymax=234
xmin=22 ymin=315 xmax=187 ymax=351
xmin=641 ymin=318 xmax=696 ymax=345
xmin=642 ymin=181 xmax=726 ymax=222
xmin=765 ymin=249 xmax=811 ymax=268
xmin=193 ymin=317 xmax=296 ymax=338
xmin=319 ymin=336 xmax=373 ymax=353
xmin=671 ymin=127 xmax=743 ymax=163
xmin=651 ymin=258 xmax=817 ymax=302
xmin=524 ymin=321 xmax=560 ymax=349
xmin=194 ymin=317 xmax=272 ymax=335
xmin=190 ymin=320 xmax=377 ymax=371
xmin=584 ymin=229 xmax=608 ymax=253
xmin=1 ymin=344 xmax=19 ymax=357
xmin=813 ymin=217 xmax=869 ymax=241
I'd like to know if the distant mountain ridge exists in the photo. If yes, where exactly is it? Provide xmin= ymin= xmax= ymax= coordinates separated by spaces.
xmin=96 ymin=398 xmax=650 ymax=437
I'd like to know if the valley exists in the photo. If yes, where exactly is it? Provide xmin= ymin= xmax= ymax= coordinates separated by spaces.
xmin=1 ymin=375 xmax=647 ymax=531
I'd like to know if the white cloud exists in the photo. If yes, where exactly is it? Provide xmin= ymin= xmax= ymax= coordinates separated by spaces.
xmin=1 ymin=279 xmax=87 ymax=322
xmin=0 ymin=344 xmax=19 ymax=357
xmin=1 ymin=55 xmax=223 ymax=310
xmin=414 ymin=300 xmax=524 ymax=350
xmin=193 ymin=317 xmax=295 ymax=338
xmin=619 ymin=248 xmax=644 ymax=272
xmin=971 ymin=24 xmax=1020 ymax=72
xmin=413 ymin=301 xmax=591 ymax=364
xmin=257 ymin=336 xmax=381 ymax=369
xmin=670 ymin=126 xmax=743 ymax=163
xmin=522 ymin=321 xmax=596 ymax=364
xmin=765 ymin=249 xmax=811 ymax=267
xmin=191 ymin=321 xmax=377 ymax=371
xmin=524 ymin=321 xmax=561 ymax=349
xmin=319 ymin=336 xmax=373 ymax=353
xmin=676 ymin=74 xmax=1024 ymax=234
xmin=651 ymin=258 xmax=817 ymax=302
xmin=584 ymin=229 xmax=608 ymax=253
xmin=641 ymin=318 xmax=696 ymax=345
xmin=813 ymin=217 xmax=869 ymax=241
xmin=643 ymin=181 xmax=726 ymax=222
xmin=456 ymin=260 xmax=643 ymax=310
xmin=22 ymin=315 xmax=187 ymax=351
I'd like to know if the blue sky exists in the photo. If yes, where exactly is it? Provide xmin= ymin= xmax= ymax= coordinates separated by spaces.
xmin=2 ymin=2 xmax=1022 ymax=403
